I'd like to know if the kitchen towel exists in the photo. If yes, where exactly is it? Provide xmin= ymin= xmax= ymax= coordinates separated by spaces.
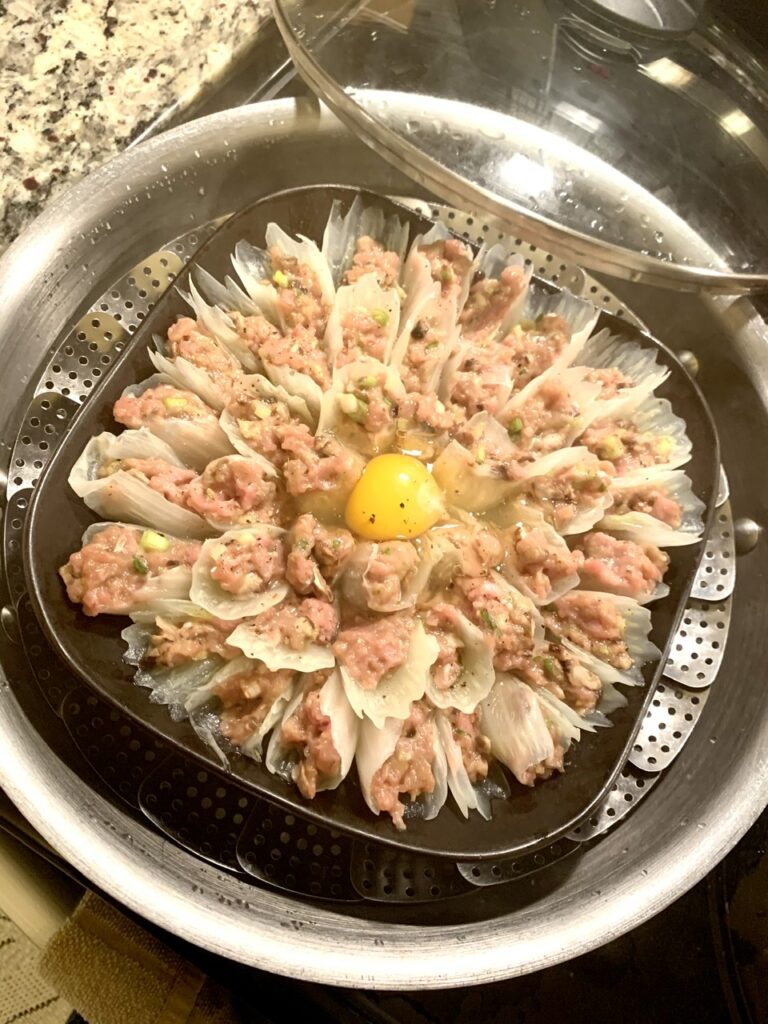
xmin=0 ymin=909 xmax=71 ymax=1024
xmin=40 ymin=891 xmax=240 ymax=1024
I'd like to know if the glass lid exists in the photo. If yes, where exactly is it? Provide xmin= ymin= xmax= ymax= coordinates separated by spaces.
xmin=274 ymin=0 xmax=768 ymax=293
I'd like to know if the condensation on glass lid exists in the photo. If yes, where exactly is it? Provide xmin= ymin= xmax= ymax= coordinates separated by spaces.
xmin=275 ymin=0 xmax=768 ymax=291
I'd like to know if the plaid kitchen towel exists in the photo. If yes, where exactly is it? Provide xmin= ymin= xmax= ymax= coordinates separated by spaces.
xmin=0 ymin=910 xmax=71 ymax=1024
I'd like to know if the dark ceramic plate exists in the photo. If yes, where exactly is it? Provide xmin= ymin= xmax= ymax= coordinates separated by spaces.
xmin=23 ymin=185 xmax=720 ymax=860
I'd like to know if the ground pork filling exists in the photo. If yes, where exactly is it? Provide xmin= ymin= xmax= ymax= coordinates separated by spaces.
xmin=59 ymin=524 xmax=200 ymax=616
xmin=524 ymin=725 xmax=565 ymax=785
xmin=226 ymin=390 xmax=313 ymax=468
xmin=501 ymin=378 xmax=579 ymax=459
xmin=459 ymin=264 xmax=528 ymax=342
xmin=361 ymin=541 xmax=420 ymax=612
xmin=524 ymin=461 xmax=612 ymax=531
xmin=280 ymin=673 xmax=341 ymax=798
xmin=505 ymin=524 xmax=584 ymax=601
xmin=500 ymin=314 xmax=571 ymax=392
xmin=344 ymin=236 xmax=401 ymax=289
xmin=610 ymin=483 xmax=683 ymax=528
xmin=186 ymin=458 xmax=280 ymax=526
xmin=400 ymin=316 xmax=448 ymax=394
xmin=228 ymin=310 xmax=283 ymax=356
xmin=147 ymin=616 xmax=240 ymax=667
xmin=259 ymin=324 xmax=332 ymax=388
xmin=269 ymin=247 xmax=330 ymax=330
xmin=338 ymin=375 xmax=398 ymax=438
xmin=543 ymin=592 xmax=632 ymax=670
xmin=371 ymin=701 xmax=437 ymax=830
xmin=446 ymin=348 xmax=512 ymax=419
xmin=99 ymin=457 xmax=196 ymax=507
xmin=580 ymin=420 xmax=675 ymax=474
xmin=209 ymin=532 xmax=285 ymax=596
xmin=282 ymin=434 xmax=358 ymax=497
xmin=511 ymin=643 xmax=603 ymax=714
xmin=448 ymin=708 xmax=491 ymax=782
xmin=332 ymin=613 xmax=413 ymax=690
xmin=429 ymin=629 xmax=462 ymax=691
xmin=585 ymin=367 xmax=634 ymax=400
xmin=337 ymin=308 xmax=390 ymax=365
xmin=398 ymin=392 xmax=460 ymax=434
xmin=166 ymin=317 xmax=241 ymax=388
xmin=423 ymin=238 xmax=473 ymax=300
xmin=456 ymin=575 xmax=536 ymax=669
xmin=286 ymin=514 xmax=355 ymax=596
xmin=214 ymin=665 xmax=294 ymax=746
xmin=247 ymin=597 xmax=339 ymax=651
xmin=576 ymin=531 xmax=668 ymax=599
xmin=113 ymin=384 xmax=214 ymax=428
xmin=431 ymin=525 xmax=503 ymax=580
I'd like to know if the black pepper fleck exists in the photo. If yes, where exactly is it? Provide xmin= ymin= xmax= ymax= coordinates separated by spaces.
xmin=22 ymin=177 xmax=39 ymax=191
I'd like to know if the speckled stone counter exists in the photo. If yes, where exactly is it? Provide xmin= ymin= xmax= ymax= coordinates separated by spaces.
xmin=0 ymin=0 xmax=269 ymax=252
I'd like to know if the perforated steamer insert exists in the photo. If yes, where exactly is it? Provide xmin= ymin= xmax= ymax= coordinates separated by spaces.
xmin=4 ymin=175 xmax=731 ymax=901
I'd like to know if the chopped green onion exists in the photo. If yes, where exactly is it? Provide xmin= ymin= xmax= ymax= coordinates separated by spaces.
xmin=272 ymin=269 xmax=290 ymax=288
xmin=332 ymin=538 xmax=342 ymax=550
xmin=132 ymin=554 xmax=149 ymax=575
xmin=542 ymin=656 xmax=558 ymax=680
xmin=475 ymin=444 xmax=486 ymax=465
xmin=479 ymin=608 xmax=498 ymax=632
xmin=454 ymin=727 xmax=470 ymax=738
xmin=507 ymin=416 xmax=524 ymax=437
xmin=440 ymin=267 xmax=454 ymax=283
xmin=140 ymin=530 xmax=170 ymax=552
xmin=357 ymin=375 xmax=379 ymax=390
xmin=371 ymin=308 xmax=389 ymax=327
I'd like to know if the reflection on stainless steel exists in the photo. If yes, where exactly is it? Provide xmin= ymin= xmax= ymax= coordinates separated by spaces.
xmin=0 ymin=100 xmax=767 ymax=987
xmin=734 ymin=517 xmax=762 ymax=555
xmin=275 ymin=0 xmax=768 ymax=290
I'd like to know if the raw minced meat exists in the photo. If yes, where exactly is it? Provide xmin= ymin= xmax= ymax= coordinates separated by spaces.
xmin=371 ymin=700 xmax=437 ymax=830
xmin=147 ymin=616 xmax=240 ymax=666
xmin=247 ymin=597 xmax=339 ymax=651
xmin=208 ymin=532 xmax=285 ymax=596
xmin=280 ymin=674 xmax=341 ymax=798
xmin=609 ymin=482 xmax=682 ymax=528
xmin=59 ymin=524 xmax=200 ymax=616
xmin=215 ymin=664 xmax=294 ymax=746
xmin=344 ymin=235 xmax=401 ymax=289
xmin=166 ymin=317 xmax=241 ymax=388
xmin=99 ymin=457 xmax=196 ymax=507
xmin=186 ymin=458 xmax=280 ymax=525
xmin=333 ymin=613 xmax=413 ymax=690
xmin=543 ymin=591 xmax=632 ymax=670
xmin=576 ymin=531 xmax=668 ymax=599
xmin=113 ymin=384 xmax=215 ymax=427
xmin=286 ymin=513 xmax=354 ymax=596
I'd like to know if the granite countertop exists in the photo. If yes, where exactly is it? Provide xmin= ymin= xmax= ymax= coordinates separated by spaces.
xmin=0 ymin=0 xmax=269 ymax=253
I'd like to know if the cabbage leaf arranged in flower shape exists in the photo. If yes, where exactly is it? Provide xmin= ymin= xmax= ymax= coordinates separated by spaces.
xmin=61 ymin=198 xmax=702 ymax=831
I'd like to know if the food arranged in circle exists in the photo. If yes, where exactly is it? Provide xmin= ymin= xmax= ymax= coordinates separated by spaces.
xmin=60 ymin=198 xmax=705 ymax=830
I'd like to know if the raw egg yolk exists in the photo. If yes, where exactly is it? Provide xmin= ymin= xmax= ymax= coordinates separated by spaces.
xmin=344 ymin=454 xmax=444 ymax=540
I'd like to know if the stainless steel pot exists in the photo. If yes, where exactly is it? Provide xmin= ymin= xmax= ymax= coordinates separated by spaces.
xmin=0 ymin=98 xmax=766 ymax=989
